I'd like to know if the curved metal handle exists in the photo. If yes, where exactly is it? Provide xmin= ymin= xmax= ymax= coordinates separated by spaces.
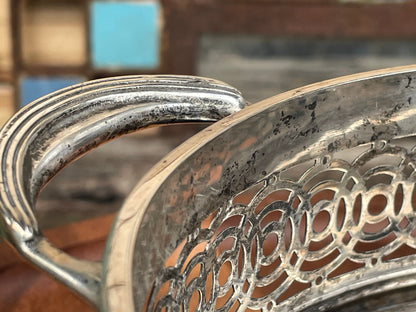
xmin=0 ymin=75 xmax=247 ymax=308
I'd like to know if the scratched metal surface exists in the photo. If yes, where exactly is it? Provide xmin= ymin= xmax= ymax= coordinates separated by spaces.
xmin=0 ymin=75 xmax=246 ymax=309
xmin=123 ymin=67 xmax=416 ymax=311
xmin=2 ymin=68 xmax=416 ymax=311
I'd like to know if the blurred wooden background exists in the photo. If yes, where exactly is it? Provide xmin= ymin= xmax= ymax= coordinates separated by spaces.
xmin=2 ymin=0 xmax=416 ymax=311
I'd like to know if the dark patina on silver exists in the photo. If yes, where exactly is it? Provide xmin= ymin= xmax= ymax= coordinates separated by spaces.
xmin=1 ymin=67 xmax=416 ymax=311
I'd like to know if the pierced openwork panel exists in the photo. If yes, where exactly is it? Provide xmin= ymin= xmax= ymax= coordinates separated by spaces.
xmin=145 ymin=139 xmax=416 ymax=312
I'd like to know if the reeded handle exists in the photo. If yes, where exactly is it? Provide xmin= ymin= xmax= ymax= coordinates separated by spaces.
xmin=0 ymin=75 xmax=247 ymax=308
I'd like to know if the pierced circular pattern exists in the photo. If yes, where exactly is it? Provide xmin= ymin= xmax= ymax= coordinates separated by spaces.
xmin=146 ymin=142 xmax=416 ymax=311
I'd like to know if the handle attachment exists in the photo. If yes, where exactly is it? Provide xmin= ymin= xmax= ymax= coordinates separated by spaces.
xmin=0 ymin=75 xmax=247 ymax=308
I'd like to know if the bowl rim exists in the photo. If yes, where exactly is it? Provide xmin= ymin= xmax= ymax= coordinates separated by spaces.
xmin=103 ymin=64 xmax=416 ymax=312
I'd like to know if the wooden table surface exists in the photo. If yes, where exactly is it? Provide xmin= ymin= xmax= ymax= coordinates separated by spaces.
xmin=0 ymin=214 xmax=115 ymax=312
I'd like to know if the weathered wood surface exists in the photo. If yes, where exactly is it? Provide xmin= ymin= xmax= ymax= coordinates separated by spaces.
xmin=162 ymin=0 xmax=416 ymax=75
xmin=21 ymin=1 xmax=86 ymax=67
xmin=0 ymin=0 xmax=12 ymax=80
xmin=0 ymin=214 xmax=114 ymax=312
xmin=198 ymin=36 xmax=416 ymax=102
xmin=0 ymin=85 xmax=14 ymax=125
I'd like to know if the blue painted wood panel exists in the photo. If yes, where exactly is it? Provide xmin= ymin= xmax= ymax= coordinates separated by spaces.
xmin=20 ymin=76 xmax=85 ymax=107
xmin=90 ymin=1 xmax=160 ymax=69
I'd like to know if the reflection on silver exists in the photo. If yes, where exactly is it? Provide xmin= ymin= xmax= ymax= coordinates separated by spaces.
xmin=2 ymin=67 xmax=416 ymax=311
xmin=0 ymin=75 xmax=246 ymax=308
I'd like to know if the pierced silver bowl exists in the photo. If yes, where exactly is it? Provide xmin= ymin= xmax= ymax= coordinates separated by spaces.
xmin=1 ymin=66 xmax=416 ymax=311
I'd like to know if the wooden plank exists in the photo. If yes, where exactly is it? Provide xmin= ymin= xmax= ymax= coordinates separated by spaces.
xmin=0 ymin=84 xmax=14 ymax=125
xmin=0 ymin=253 xmax=95 ymax=311
xmin=0 ymin=213 xmax=115 ymax=270
xmin=0 ymin=0 xmax=13 ymax=79
xmin=0 ymin=212 xmax=114 ymax=311
xmin=198 ymin=36 xmax=416 ymax=102
xmin=0 ymin=233 xmax=104 ymax=312
xmin=161 ymin=0 xmax=416 ymax=74
xmin=20 ymin=0 xmax=87 ymax=67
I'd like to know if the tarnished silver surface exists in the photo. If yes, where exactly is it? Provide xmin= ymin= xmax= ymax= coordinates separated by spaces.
xmin=106 ymin=65 xmax=416 ymax=311
xmin=3 ymin=66 xmax=416 ymax=311
xmin=0 ymin=75 xmax=246 ymax=308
